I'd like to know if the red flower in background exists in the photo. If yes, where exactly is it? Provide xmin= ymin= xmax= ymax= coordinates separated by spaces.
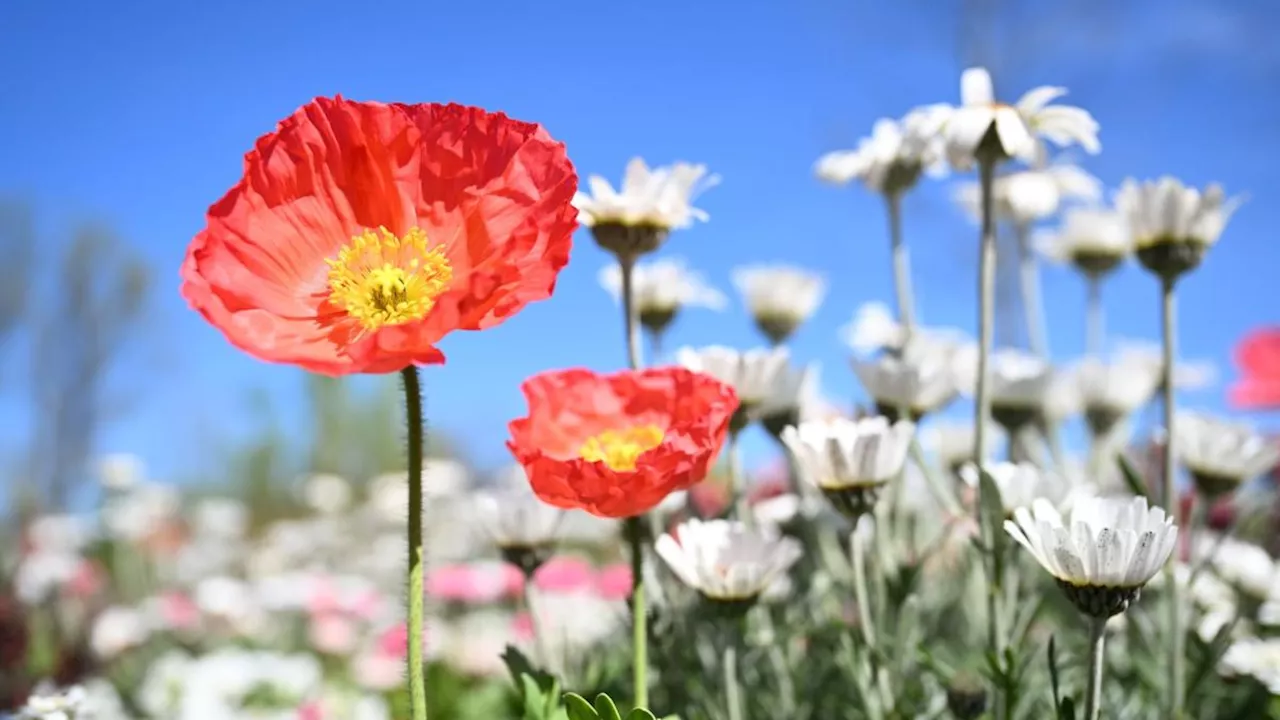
xmin=1230 ymin=327 xmax=1280 ymax=410
xmin=181 ymin=97 xmax=578 ymax=375
xmin=507 ymin=367 xmax=738 ymax=518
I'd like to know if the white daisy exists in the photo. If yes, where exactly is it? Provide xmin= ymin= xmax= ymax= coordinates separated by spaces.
xmin=814 ymin=105 xmax=951 ymax=195
xmin=954 ymin=164 xmax=1102 ymax=227
xmin=655 ymin=518 xmax=802 ymax=606
xmin=852 ymin=352 xmax=958 ymax=422
xmin=1005 ymin=495 xmax=1177 ymax=618
xmin=944 ymin=67 xmax=1100 ymax=169
xmin=957 ymin=348 xmax=1054 ymax=431
xmin=574 ymin=157 xmax=719 ymax=259
xmin=473 ymin=486 xmax=562 ymax=576
xmin=731 ymin=264 xmax=826 ymax=345
xmin=919 ymin=420 xmax=1006 ymax=477
xmin=90 ymin=605 xmax=150 ymax=659
xmin=842 ymin=302 xmax=903 ymax=357
xmin=597 ymin=257 xmax=726 ymax=336
xmin=1112 ymin=339 xmax=1218 ymax=392
xmin=1177 ymin=412 xmax=1280 ymax=499
xmin=1037 ymin=207 xmax=1132 ymax=278
xmin=1115 ymin=176 xmax=1242 ymax=282
xmin=19 ymin=684 xmax=86 ymax=720
xmin=96 ymin=452 xmax=145 ymax=492
xmin=758 ymin=362 xmax=821 ymax=438
xmin=676 ymin=345 xmax=792 ymax=424
xmin=1074 ymin=356 xmax=1163 ymax=437
xmin=1220 ymin=637 xmax=1280 ymax=693
xmin=781 ymin=416 xmax=915 ymax=520
xmin=959 ymin=462 xmax=1078 ymax=516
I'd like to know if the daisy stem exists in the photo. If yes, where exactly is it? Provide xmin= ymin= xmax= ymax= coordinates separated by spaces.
xmin=1083 ymin=616 xmax=1107 ymax=720
xmin=975 ymin=155 xmax=1004 ymax=683
xmin=626 ymin=516 xmax=649 ymax=709
xmin=619 ymin=255 xmax=650 ymax=710
xmin=909 ymin=439 xmax=962 ymax=517
xmin=1086 ymin=275 xmax=1104 ymax=358
xmin=729 ymin=431 xmax=749 ymax=524
xmin=1160 ymin=277 xmax=1184 ymax=717
xmin=400 ymin=365 xmax=429 ymax=720
xmin=723 ymin=636 xmax=744 ymax=720
xmin=885 ymin=191 xmax=916 ymax=333
xmin=1014 ymin=221 xmax=1048 ymax=358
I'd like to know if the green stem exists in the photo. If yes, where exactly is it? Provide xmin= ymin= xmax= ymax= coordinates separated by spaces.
xmin=886 ymin=191 xmax=916 ymax=333
xmin=976 ymin=155 xmax=1005 ymax=719
xmin=619 ymin=256 xmax=649 ymax=709
xmin=1086 ymin=274 xmax=1105 ymax=358
xmin=1161 ymin=278 xmax=1184 ymax=717
xmin=728 ymin=431 xmax=749 ymax=523
xmin=1014 ymin=221 xmax=1048 ymax=358
xmin=909 ymin=439 xmax=962 ymax=517
xmin=724 ymin=638 xmax=744 ymax=720
xmin=401 ymin=365 xmax=428 ymax=720
xmin=627 ymin=517 xmax=649 ymax=709
xmin=1084 ymin=616 xmax=1108 ymax=720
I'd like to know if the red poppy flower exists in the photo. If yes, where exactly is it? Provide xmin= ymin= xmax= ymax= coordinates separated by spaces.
xmin=181 ymin=97 xmax=578 ymax=375
xmin=1230 ymin=327 xmax=1280 ymax=410
xmin=507 ymin=367 xmax=738 ymax=518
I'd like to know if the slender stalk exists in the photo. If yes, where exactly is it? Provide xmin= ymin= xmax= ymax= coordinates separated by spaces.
xmin=723 ymin=640 xmax=744 ymax=720
xmin=909 ymin=439 xmax=963 ymax=517
xmin=400 ymin=365 xmax=428 ymax=720
xmin=1086 ymin=275 xmax=1105 ymax=358
xmin=975 ymin=156 xmax=1002 ymax=658
xmin=852 ymin=523 xmax=878 ymax=649
xmin=1013 ymin=222 xmax=1048 ymax=357
xmin=1161 ymin=278 xmax=1184 ymax=718
xmin=1083 ymin=616 xmax=1108 ymax=720
xmin=728 ymin=431 xmax=749 ymax=523
xmin=522 ymin=578 xmax=552 ymax=671
xmin=626 ymin=517 xmax=649 ymax=708
xmin=619 ymin=256 xmax=649 ymax=709
xmin=886 ymin=191 xmax=916 ymax=333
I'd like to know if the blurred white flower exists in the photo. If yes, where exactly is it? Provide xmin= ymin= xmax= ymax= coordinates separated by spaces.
xmin=655 ymin=518 xmax=803 ymax=602
xmin=90 ymin=605 xmax=150 ymax=659
xmin=843 ymin=302 xmax=902 ymax=357
xmin=138 ymin=651 xmax=192 ymax=717
xmin=598 ymin=258 xmax=727 ymax=316
xmin=945 ymin=67 xmax=1100 ymax=169
xmin=1177 ymin=412 xmax=1280 ymax=497
xmin=27 ymin=514 xmax=93 ymax=554
xmin=309 ymin=612 xmax=359 ymax=656
xmin=303 ymin=473 xmax=351 ymax=514
xmin=103 ymin=484 xmax=179 ymax=542
xmin=677 ymin=345 xmax=792 ymax=409
xmin=1197 ymin=536 xmax=1275 ymax=600
xmin=783 ymin=417 xmax=915 ymax=489
xmin=731 ymin=264 xmax=826 ymax=344
xmin=1220 ymin=637 xmax=1280 ymax=693
xmin=573 ymin=157 xmax=719 ymax=230
xmin=14 ymin=552 xmax=79 ymax=604
xmin=473 ymin=486 xmax=563 ymax=549
xmin=759 ymin=362 xmax=821 ymax=430
xmin=192 ymin=497 xmax=249 ymax=540
xmin=19 ymin=683 xmax=85 ymax=720
xmin=960 ymin=462 xmax=1080 ymax=515
xmin=1073 ymin=356 xmax=1163 ymax=437
xmin=444 ymin=611 xmax=517 ymax=677
xmin=954 ymin=164 xmax=1102 ymax=226
xmin=853 ymin=352 xmax=959 ymax=420
xmin=96 ymin=452 xmax=146 ymax=492
xmin=526 ymin=589 xmax=627 ymax=673
xmin=814 ymin=105 xmax=951 ymax=195
xmin=197 ymin=574 xmax=255 ymax=618
xmin=920 ymin=420 xmax=999 ymax=475
xmin=1006 ymin=496 xmax=1176 ymax=617
xmin=351 ymin=649 xmax=404 ymax=692
xmin=1112 ymin=339 xmax=1217 ymax=392
xmin=1117 ymin=176 xmax=1241 ymax=252
xmin=1036 ymin=207 xmax=1132 ymax=277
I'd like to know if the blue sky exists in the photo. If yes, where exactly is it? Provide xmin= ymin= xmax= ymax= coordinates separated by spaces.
xmin=1 ymin=0 xmax=1278 ymax=486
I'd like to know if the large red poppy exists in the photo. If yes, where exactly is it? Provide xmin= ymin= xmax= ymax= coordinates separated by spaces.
xmin=1230 ymin=327 xmax=1280 ymax=410
xmin=507 ymin=367 xmax=738 ymax=518
xmin=181 ymin=97 xmax=578 ymax=375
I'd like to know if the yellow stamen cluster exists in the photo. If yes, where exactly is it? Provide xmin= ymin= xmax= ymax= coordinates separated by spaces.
xmin=579 ymin=425 xmax=665 ymax=471
xmin=326 ymin=227 xmax=452 ymax=331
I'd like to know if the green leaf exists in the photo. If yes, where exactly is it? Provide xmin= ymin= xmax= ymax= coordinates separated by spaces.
xmin=977 ymin=468 xmax=1007 ymax=562
xmin=593 ymin=693 xmax=624 ymax=720
xmin=1117 ymin=454 xmax=1149 ymax=499
xmin=563 ymin=693 xmax=599 ymax=720
xmin=1047 ymin=635 xmax=1064 ymax=715
xmin=1059 ymin=696 xmax=1077 ymax=720
xmin=625 ymin=710 xmax=658 ymax=720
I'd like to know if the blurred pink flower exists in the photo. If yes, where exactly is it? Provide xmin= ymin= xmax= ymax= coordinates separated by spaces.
xmin=153 ymin=591 xmax=200 ymax=631
xmin=426 ymin=562 xmax=520 ymax=604
xmin=309 ymin=611 xmax=358 ymax=655
xmin=64 ymin=560 xmax=105 ymax=599
xmin=377 ymin=623 xmax=409 ymax=658
xmin=299 ymin=702 xmax=324 ymax=720
xmin=510 ymin=611 xmax=536 ymax=643
xmin=533 ymin=556 xmax=594 ymax=593
xmin=1230 ymin=327 xmax=1280 ymax=410
xmin=352 ymin=648 xmax=404 ymax=691
xmin=594 ymin=564 xmax=633 ymax=600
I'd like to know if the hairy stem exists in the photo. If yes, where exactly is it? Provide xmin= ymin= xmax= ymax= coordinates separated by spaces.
xmin=401 ymin=365 xmax=428 ymax=720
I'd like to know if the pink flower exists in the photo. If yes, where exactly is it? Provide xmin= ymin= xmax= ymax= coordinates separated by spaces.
xmin=64 ymin=560 xmax=105 ymax=599
xmin=510 ymin=611 xmax=536 ymax=643
xmin=299 ymin=701 xmax=325 ymax=720
xmin=153 ymin=591 xmax=200 ymax=631
xmin=377 ymin=623 xmax=409 ymax=658
xmin=533 ymin=556 xmax=594 ymax=593
xmin=1230 ymin=327 xmax=1280 ymax=410
xmin=352 ymin=649 xmax=405 ymax=691
xmin=309 ymin=611 xmax=358 ymax=655
xmin=426 ymin=562 xmax=519 ymax=604
xmin=594 ymin=564 xmax=633 ymax=600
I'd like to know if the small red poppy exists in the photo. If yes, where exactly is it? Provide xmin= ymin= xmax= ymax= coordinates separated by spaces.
xmin=507 ymin=367 xmax=738 ymax=518
xmin=1230 ymin=327 xmax=1280 ymax=410
xmin=181 ymin=97 xmax=578 ymax=375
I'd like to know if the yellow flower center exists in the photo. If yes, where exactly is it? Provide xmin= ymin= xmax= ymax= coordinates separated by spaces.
xmin=579 ymin=425 xmax=665 ymax=471
xmin=326 ymin=227 xmax=453 ymax=331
